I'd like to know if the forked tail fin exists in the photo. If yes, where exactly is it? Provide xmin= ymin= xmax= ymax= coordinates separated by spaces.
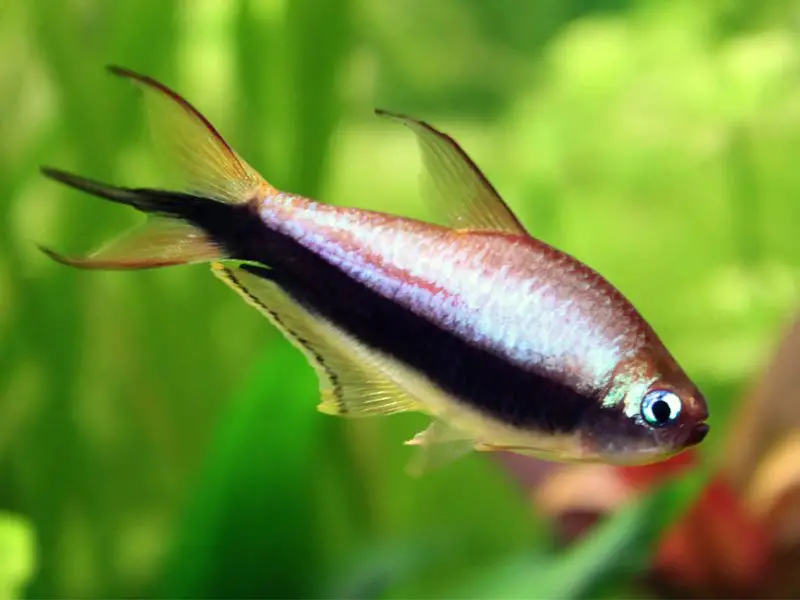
xmin=39 ymin=65 xmax=274 ymax=269
xmin=39 ymin=167 xmax=227 ymax=269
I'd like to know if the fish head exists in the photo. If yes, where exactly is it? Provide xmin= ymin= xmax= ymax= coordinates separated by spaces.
xmin=578 ymin=349 xmax=709 ymax=466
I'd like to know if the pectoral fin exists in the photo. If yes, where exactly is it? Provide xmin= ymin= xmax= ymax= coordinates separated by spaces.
xmin=212 ymin=263 xmax=424 ymax=417
xmin=404 ymin=420 xmax=477 ymax=476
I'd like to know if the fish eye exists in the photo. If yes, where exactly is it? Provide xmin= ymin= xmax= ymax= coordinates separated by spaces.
xmin=641 ymin=389 xmax=682 ymax=427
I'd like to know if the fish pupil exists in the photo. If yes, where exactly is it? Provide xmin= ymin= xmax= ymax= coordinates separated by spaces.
xmin=651 ymin=399 xmax=671 ymax=425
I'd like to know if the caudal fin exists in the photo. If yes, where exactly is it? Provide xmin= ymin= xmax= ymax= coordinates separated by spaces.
xmin=39 ymin=168 xmax=227 ymax=269
xmin=40 ymin=66 xmax=273 ymax=270
xmin=106 ymin=65 xmax=273 ymax=203
xmin=41 ymin=167 xmax=199 ymax=214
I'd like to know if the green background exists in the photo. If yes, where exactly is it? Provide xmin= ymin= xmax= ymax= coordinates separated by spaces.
xmin=1 ymin=0 xmax=797 ymax=597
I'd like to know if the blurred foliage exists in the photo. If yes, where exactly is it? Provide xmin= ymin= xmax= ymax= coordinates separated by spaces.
xmin=2 ymin=0 xmax=800 ymax=597
xmin=449 ymin=469 xmax=708 ymax=600
xmin=0 ymin=512 xmax=35 ymax=600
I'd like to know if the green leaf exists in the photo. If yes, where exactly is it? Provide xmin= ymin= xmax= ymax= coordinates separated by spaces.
xmin=156 ymin=349 xmax=325 ymax=598
xmin=447 ymin=469 xmax=707 ymax=599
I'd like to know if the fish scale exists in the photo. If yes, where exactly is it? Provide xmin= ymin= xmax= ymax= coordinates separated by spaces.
xmin=261 ymin=195 xmax=631 ymax=390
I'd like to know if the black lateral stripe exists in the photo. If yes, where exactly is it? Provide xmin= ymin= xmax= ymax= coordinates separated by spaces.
xmin=217 ymin=204 xmax=599 ymax=434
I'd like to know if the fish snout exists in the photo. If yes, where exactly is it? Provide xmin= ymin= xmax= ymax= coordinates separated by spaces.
xmin=680 ymin=389 xmax=709 ymax=448
xmin=684 ymin=421 xmax=709 ymax=447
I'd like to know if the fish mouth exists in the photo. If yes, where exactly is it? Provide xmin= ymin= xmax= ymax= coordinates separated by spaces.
xmin=684 ymin=422 xmax=709 ymax=447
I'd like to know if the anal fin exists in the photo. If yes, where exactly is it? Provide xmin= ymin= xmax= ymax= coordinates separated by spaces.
xmin=212 ymin=262 xmax=423 ymax=417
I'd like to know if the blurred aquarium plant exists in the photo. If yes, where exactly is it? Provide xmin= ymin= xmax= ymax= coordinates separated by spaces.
xmin=2 ymin=0 xmax=800 ymax=598
xmin=0 ymin=512 xmax=35 ymax=600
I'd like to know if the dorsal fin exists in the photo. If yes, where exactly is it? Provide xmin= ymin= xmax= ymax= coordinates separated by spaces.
xmin=376 ymin=110 xmax=527 ymax=235
xmin=107 ymin=65 xmax=272 ymax=204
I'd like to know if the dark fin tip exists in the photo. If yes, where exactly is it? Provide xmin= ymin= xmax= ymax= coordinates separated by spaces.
xmin=104 ymin=65 xmax=234 ymax=154
xmin=40 ymin=166 xmax=109 ymax=194
xmin=106 ymin=64 xmax=148 ymax=84
xmin=37 ymin=244 xmax=116 ymax=270
xmin=37 ymin=244 xmax=184 ymax=270
xmin=40 ymin=166 xmax=77 ymax=186
xmin=375 ymin=108 xmax=413 ymax=122
xmin=105 ymin=65 xmax=160 ymax=98
xmin=39 ymin=167 xmax=125 ymax=204
xmin=106 ymin=64 xmax=130 ymax=77
xmin=374 ymin=108 xmax=435 ymax=127
xmin=240 ymin=263 xmax=276 ymax=280
xmin=37 ymin=244 xmax=79 ymax=268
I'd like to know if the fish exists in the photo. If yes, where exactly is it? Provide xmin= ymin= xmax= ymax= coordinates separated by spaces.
xmin=39 ymin=66 xmax=709 ymax=474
